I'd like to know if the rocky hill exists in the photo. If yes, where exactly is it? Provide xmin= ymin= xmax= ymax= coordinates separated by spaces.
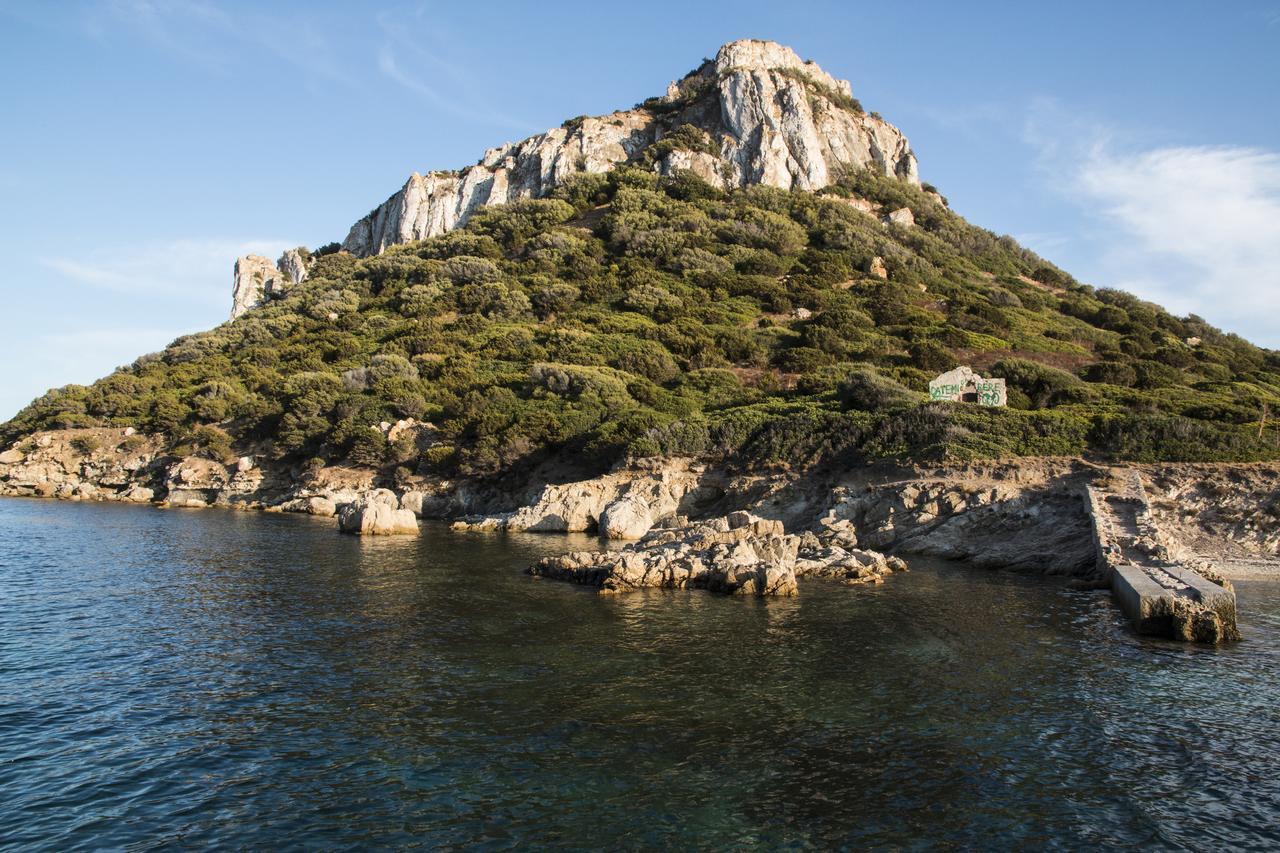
xmin=342 ymin=40 xmax=918 ymax=258
xmin=2 ymin=39 xmax=1278 ymax=563
xmin=230 ymin=39 xmax=921 ymax=317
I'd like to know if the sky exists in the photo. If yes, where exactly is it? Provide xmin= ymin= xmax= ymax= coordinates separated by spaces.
xmin=1 ymin=0 xmax=1278 ymax=420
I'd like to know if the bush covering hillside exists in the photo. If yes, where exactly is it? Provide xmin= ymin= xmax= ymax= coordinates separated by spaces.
xmin=5 ymin=167 xmax=1280 ymax=476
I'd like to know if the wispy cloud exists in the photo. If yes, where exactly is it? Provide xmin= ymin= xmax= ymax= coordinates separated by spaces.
xmin=373 ymin=8 xmax=533 ymax=132
xmin=40 ymin=237 xmax=298 ymax=303
xmin=82 ymin=0 xmax=353 ymax=85
xmin=1025 ymin=101 xmax=1280 ymax=348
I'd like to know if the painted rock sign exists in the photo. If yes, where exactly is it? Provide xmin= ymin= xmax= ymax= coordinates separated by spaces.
xmin=928 ymin=366 xmax=1007 ymax=406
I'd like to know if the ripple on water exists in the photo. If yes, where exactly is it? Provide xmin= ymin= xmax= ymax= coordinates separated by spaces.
xmin=0 ymin=498 xmax=1277 ymax=849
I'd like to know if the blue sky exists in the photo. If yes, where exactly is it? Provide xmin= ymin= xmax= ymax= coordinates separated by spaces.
xmin=2 ymin=0 xmax=1278 ymax=420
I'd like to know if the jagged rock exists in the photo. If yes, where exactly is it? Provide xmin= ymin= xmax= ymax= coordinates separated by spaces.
xmin=338 ymin=489 xmax=419 ymax=535
xmin=884 ymin=207 xmax=915 ymax=228
xmin=868 ymin=256 xmax=888 ymax=279
xmin=230 ymin=255 xmax=282 ymax=320
xmin=338 ymin=39 xmax=919 ymax=260
xmin=277 ymin=248 xmax=309 ymax=285
xmin=453 ymin=465 xmax=701 ymax=534
xmin=529 ymin=511 xmax=799 ymax=596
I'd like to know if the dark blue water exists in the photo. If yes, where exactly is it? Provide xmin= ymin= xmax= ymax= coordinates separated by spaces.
xmin=1 ymin=498 xmax=1278 ymax=850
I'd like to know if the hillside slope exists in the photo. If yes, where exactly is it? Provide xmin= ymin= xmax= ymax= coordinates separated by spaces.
xmin=5 ymin=164 xmax=1279 ymax=485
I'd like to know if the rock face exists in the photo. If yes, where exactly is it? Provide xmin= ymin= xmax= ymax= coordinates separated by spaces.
xmin=230 ymin=249 xmax=309 ymax=320
xmin=341 ymin=39 xmax=919 ymax=257
xmin=451 ymin=463 xmax=703 ymax=539
xmin=337 ymin=489 xmax=419 ymax=535
xmin=277 ymin=248 xmax=309 ymax=286
xmin=230 ymin=255 xmax=282 ymax=320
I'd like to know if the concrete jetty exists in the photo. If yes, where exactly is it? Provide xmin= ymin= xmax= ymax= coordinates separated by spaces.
xmin=1086 ymin=469 xmax=1239 ymax=643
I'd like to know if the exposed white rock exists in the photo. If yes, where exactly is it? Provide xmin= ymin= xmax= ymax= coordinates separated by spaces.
xmin=338 ymin=489 xmax=419 ymax=535
xmin=277 ymin=248 xmax=309 ymax=285
xmin=884 ymin=207 xmax=915 ymax=228
xmin=338 ymin=40 xmax=920 ymax=259
xmin=529 ymin=511 xmax=801 ymax=596
xmin=231 ymin=250 xmax=308 ymax=319
xmin=452 ymin=465 xmax=700 ymax=534
xmin=230 ymin=255 xmax=281 ymax=320
xmin=599 ymin=497 xmax=654 ymax=540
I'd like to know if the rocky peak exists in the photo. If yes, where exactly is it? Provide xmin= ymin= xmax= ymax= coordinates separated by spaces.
xmin=235 ymin=40 xmax=922 ymax=310
xmin=338 ymin=40 xmax=919 ymax=259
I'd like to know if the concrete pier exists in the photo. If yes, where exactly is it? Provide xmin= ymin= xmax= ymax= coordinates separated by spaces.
xmin=1086 ymin=470 xmax=1239 ymax=643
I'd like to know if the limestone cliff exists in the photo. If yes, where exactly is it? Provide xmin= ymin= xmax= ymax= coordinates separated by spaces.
xmin=230 ymin=248 xmax=310 ymax=319
xmin=340 ymin=39 xmax=919 ymax=257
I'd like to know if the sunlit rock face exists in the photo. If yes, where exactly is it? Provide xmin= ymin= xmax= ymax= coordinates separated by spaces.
xmin=340 ymin=39 xmax=919 ymax=257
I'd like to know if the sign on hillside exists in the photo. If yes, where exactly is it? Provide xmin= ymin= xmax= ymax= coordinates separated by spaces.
xmin=928 ymin=366 xmax=1007 ymax=407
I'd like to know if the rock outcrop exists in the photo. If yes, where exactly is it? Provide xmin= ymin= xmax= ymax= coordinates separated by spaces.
xmin=337 ymin=489 xmax=419 ymax=535
xmin=230 ymin=255 xmax=282 ymax=320
xmin=529 ymin=511 xmax=801 ymax=596
xmin=451 ymin=462 xmax=704 ymax=539
xmin=529 ymin=509 xmax=907 ymax=597
xmin=341 ymin=39 xmax=919 ymax=257
xmin=277 ymin=248 xmax=309 ymax=286
xmin=230 ymin=249 xmax=310 ymax=319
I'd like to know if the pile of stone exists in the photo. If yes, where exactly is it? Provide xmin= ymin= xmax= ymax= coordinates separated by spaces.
xmin=794 ymin=518 xmax=909 ymax=585
xmin=528 ymin=511 xmax=907 ymax=597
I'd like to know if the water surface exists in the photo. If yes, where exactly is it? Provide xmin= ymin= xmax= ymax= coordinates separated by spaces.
xmin=1 ymin=499 xmax=1278 ymax=849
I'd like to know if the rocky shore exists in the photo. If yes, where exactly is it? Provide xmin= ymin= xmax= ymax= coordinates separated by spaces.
xmin=1 ymin=427 xmax=1276 ymax=612
xmin=528 ymin=510 xmax=907 ymax=596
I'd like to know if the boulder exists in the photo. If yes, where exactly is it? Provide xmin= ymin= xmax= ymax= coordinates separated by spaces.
xmin=230 ymin=255 xmax=281 ymax=320
xmin=277 ymin=248 xmax=309 ymax=285
xmin=306 ymin=496 xmax=336 ymax=517
xmin=600 ymin=497 xmax=653 ymax=540
xmin=338 ymin=492 xmax=419 ymax=535
xmin=884 ymin=207 xmax=915 ymax=228
xmin=122 ymin=486 xmax=155 ymax=503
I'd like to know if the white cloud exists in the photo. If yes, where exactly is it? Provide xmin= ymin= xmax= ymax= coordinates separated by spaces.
xmin=1026 ymin=101 xmax=1280 ymax=348
xmin=40 ymin=237 xmax=298 ymax=303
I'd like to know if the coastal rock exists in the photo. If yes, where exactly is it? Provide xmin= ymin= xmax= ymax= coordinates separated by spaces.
xmin=454 ymin=463 xmax=702 ymax=535
xmin=338 ymin=490 xmax=419 ymax=535
xmin=306 ymin=496 xmax=337 ymax=517
xmin=599 ymin=497 xmax=654 ymax=540
xmin=529 ymin=511 xmax=799 ymax=596
xmin=868 ymin=256 xmax=888 ymax=279
xmin=123 ymin=486 xmax=155 ymax=503
xmin=338 ymin=40 xmax=919 ymax=259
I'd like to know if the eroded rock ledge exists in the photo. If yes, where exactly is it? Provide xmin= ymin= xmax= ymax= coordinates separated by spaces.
xmin=528 ymin=510 xmax=906 ymax=596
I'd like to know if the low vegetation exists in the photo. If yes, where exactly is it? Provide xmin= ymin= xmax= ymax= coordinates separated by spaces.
xmin=5 ymin=167 xmax=1279 ymax=479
